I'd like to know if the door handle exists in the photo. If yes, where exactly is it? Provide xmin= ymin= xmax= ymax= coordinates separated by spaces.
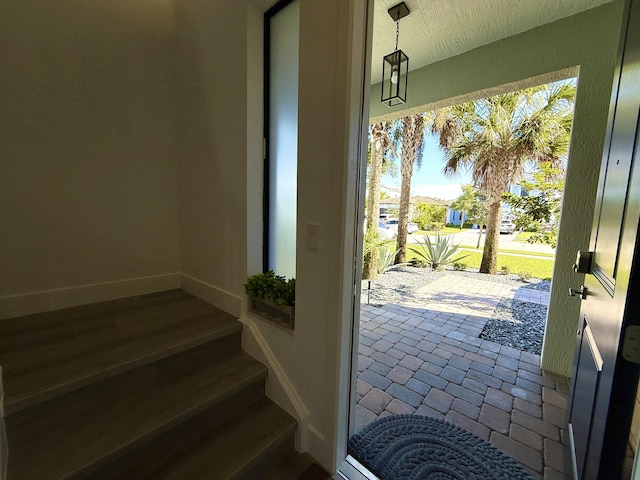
xmin=569 ymin=286 xmax=588 ymax=300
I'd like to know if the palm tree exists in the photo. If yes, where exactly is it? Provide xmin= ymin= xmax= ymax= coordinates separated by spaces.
xmin=432 ymin=82 xmax=574 ymax=274
xmin=363 ymin=121 xmax=396 ymax=279
xmin=395 ymin=114 xmax=426 ymax=264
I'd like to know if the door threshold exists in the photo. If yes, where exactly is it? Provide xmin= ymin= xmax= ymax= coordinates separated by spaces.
xmin=337 ymin=455 xmax=381 ymax=480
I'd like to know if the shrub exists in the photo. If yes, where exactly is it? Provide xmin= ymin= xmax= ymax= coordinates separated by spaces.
xmin=453 ymin=262 xmax=467 ymax=271
xmin=500 ymin=265 xmax=511 ymax=275
xmin=429 ymin=222 xmax=444 ymax=231
xmin=409 ymin=257 xmax=429 ymax=268
xmin=527 ymin=231 xmax=558 ymax=249
xmin=411 ymin=234 xmax=468 ymax=270
xmin=362 ymin=228 xmax=387 ymax=257
xmin=244 ymin=270 xmax=295 ymax=306
xmin=517 ymin=271 xmax=532 ymax=282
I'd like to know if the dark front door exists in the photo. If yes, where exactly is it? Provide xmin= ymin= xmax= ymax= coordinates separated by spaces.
xmin=567 ymin=1 xmax=640 ymax=478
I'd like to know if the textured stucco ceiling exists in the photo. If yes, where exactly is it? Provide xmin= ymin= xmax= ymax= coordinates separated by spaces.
xmin=371 ymin=0 xmax=613 ymax=82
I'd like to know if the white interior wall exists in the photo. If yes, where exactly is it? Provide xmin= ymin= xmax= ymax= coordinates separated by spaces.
xmin=243 ymin=0 xmax=367 ymax=470
xmin=0 ymin=0 xmax=180 ymax=319
xmin=174 ymin=0 xmax=249 ymax=317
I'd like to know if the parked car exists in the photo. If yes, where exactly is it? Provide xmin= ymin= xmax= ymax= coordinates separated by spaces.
xmin=378 ymin=221 xmax=397 ymax=239
xmin=384 ymin=218 xmax=419 ymax=234
xmin=499 ymin=220 xmax=516 ymax=234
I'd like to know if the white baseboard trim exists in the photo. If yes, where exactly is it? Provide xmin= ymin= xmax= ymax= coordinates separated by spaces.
xmin=0 ymin=273 xmax=181 ymax=320
xmin=172 ymin=279 xmax=318 ymax=457
xmin=240 ymin=316 xmax=312 ymax=450
xmin=179 ymin=274 xmax=242 ymax=318
xmin=305 ymin=423 xmax=334 ymax=470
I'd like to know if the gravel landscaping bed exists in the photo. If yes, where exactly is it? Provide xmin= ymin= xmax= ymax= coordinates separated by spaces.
xmin=479 ymin=299 xmax=547 ymax=355
xmin=361 ymin=266 xmax=447 ymax=306
xmin=362 ymin=265 xmax=549 ymax=354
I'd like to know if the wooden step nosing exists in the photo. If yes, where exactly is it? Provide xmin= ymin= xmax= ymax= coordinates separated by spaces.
xmin=5 ymin=323 xmax=242 ymax=415
xmin=149 ymin=401 xmax=297 ymax=480
xmin=50 ymin=367 xmax=268 ymax=480
xmin=229 ymin=420 xmax=298 ymax=480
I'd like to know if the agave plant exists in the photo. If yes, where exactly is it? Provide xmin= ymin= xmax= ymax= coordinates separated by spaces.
xmin=378 ymin=247 xmax=401 ymax=274
xmin=411 ymin=234 xmax=467 ymax=270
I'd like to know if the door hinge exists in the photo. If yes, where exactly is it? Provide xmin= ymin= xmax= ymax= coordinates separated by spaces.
xmin=622 ymin=325 xmax=640 ymax=364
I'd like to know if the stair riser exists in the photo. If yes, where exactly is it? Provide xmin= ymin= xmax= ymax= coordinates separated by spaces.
xmin=3 ymin=308 xmax=231 ymax=375
xmin=146 ymin=397 xmax=298 ymax=479
xmin=88 ymin=379 xmax=267 ymax=480
xmin=6 ymin=331 xmax=242 ymax=430
xmin=5 ymin=327 xmax=242 ymax=416
xmin=1 ymin=289 xmax=240 ymax=416
xmin=233 ymin=431 xmax=296 ymax=480
xmin=0 ymin=290 xmax=211 ymax=355
xmin=3 ymin=290 xmax=297 ymax=480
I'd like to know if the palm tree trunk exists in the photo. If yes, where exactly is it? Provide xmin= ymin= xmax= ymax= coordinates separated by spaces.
xmin=395 ymin=174 xmax=411 ymax=263
xmin=480 ymin=201 xmax=502 ymax=274
xmin=476 ymin=225 xmax=483 ymax=249
xmin=395 ymin=114 xmax=425 ymax=264
xmin=362 ymin=142 xmax=384 ymax=280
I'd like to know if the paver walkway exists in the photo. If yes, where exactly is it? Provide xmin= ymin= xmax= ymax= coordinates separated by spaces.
xmin=355 ymin=274 xmax=570 ymax=480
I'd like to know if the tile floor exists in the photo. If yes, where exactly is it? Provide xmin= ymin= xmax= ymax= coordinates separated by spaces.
xmin=355 ymin=274 xmax=570 ymax=480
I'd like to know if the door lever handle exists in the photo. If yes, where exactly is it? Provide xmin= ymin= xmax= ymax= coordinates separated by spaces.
xmin=569 ymin=286 xmax=587 ymax=300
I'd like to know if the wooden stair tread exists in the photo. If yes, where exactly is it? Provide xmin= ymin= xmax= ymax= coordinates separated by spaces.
xmin=6 ymin=349 xmax=267 ymax=480
xmin=147 ymin=398 xmax=297 ymax=480
xmin=0 ymin=289 xmax=241 ymax=414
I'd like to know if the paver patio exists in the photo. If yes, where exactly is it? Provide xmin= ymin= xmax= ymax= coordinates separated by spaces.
xmin=355 ymin=274 xmax=570 ymax=480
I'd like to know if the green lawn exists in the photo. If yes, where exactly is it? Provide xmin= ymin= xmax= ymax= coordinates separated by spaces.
xmin=413 ymin=226 xmax=471 ymax=236
xmin=401 ymin=245 xmax=554 ymax=280
xmin=458 ymin=245 xmax=556 ymax=258
xmin=450 ymin=251 xmax=554 ymax=280
xmin=381 ymin=239 xmax=555 ymax=280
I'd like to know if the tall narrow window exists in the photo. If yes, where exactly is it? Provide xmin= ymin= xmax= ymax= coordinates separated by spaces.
xmin=264 ymin=0 xmax=299 ymax=278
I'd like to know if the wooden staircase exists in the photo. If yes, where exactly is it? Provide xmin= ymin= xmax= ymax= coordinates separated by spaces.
xmin=0 ymin=289 xmax=299 ymax=479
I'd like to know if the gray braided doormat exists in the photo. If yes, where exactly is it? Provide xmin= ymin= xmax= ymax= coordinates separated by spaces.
xmin=348 ymin=415 xmax=533 ymax=480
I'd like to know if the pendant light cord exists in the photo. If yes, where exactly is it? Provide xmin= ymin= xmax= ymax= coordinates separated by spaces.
xmin=395 ymin=19 xmax=399 ymax=51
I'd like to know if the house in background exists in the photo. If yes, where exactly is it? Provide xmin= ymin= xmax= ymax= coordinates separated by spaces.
xmin=0 ymin=0 xmax=632 ymax=476
xmin=446 ymin=208 xmax=467 ymax=226
xmin=380 ymin=194 xmax=449 ymax=222
xmin=446 ymin=184 xmax=530 ymax=226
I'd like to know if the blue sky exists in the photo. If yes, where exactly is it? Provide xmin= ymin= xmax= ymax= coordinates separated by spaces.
xmin=381 ymin=130 xmax=472 ymax=200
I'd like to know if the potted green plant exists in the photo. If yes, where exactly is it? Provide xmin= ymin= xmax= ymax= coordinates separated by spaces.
xmin=244 ymin=270 xmax=295 ymax=330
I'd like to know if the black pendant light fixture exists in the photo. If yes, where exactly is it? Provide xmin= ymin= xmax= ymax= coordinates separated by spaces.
xmin=381 ymin=1 xmax=410 ymax=107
